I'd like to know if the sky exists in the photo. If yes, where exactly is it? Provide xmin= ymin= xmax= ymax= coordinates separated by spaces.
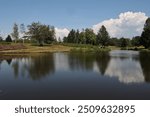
xmin=0 ymin=0 xmax=150 ymax=39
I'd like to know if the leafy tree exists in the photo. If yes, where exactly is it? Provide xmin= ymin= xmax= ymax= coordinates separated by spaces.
xmin=97 ymin=25 xmax=110 ymax=47
xmin=85 ymin=28 xmax=96 ymax=45
xmin=131 ymin=36 xmax=141 ymax=47
xmin=43 ymin=25 xmax=56 ymax=44
xmin=58 ymin=37 xmax=61 ymax=43
xmin=20 ymin=24 xmax=26 ymax=44
xmin=75 ymin=29 xmax=80 ymax=44
xmin=109 ymin=37 xmax=120 ymax=46
xmin=5 ymin=35 xmax=12 ymax=42
xmin=63 ymin=37 xmax=68 ymax=43
xmin=11 ymin=23 xmax=19 ymax=43
xmin=79 ymin=30 xmax=86 ymax=44
xmin=140 ymin=18 xmax=150 ymax=48
xmin=27 ymin=22 xmax=56 ymax=46
xmin=120 ymin=37 xmax=130 ymax=47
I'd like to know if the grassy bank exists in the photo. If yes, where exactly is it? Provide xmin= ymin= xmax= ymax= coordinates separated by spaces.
xmin=0 ymin=43 xmax=112 ymax=55
xmin=0 ymin=44 xmax=72 ymax=55
xmin=2 ymin=43 xmax=146 ymax=55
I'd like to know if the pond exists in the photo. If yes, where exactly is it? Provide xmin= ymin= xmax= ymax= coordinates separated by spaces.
xmin=0 ymin=50 xmax=150 ymax=100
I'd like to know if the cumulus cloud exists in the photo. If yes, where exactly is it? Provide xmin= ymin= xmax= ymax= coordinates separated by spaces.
xmin=93 ymin=12 xmax=148 ymax=38
xmin=55 ymin=28 xmax=69 ymax=40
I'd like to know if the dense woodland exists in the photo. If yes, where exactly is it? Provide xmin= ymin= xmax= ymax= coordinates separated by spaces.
xmin=0 ymin=18 xmax=150 ymax=49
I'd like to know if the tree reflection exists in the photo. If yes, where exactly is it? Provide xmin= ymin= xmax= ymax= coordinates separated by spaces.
xmin=22 ymin=54 xmax=55 ymax=80
xmin=95 ymin=52 xmax=110 ymax=75
xmin=6 ymin=59 xmax=12 ymax=65
xmin=68 ymin=52 xmax=110 ymax=75
xmin=139 ymin=51 xmax=150 ymax=82
xmin=0 ymin=60 xmax=2 ymax=70
xmin=68 ymin=52 xmax=94 ymax=71
xmin=12 ymin=60 xmax=19 ymax=78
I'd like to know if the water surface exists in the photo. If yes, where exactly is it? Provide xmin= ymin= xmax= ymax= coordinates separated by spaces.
xmin=0 ymin=50 xmax=150 ymax=100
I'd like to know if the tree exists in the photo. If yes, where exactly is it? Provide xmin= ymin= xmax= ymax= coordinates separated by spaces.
xmin=120 ymin=37 xmax=130 ymax=47
xmin=5 ymin=35 xmax=12 ymax=42
xmin=85 ymin=28 xmax=96 ymax=45
xmin=63 ymin=37 xmax=68 ymax=43
xmin=109 ymin=37 xmax=119 ymax=46
xmin=0 ymin=36 xmax=3 ymax=42
xmin=44 ymin=26 xmax=56 ymax=44
xmin=20 ymin=24 xmax=26 ymax=44
xmin=11 ymin=23 xmax=19 ymax=43
xmin=79 ymin=31 xmax=86 ymax=44
xmin=97 ymin=25 xmax=110 ymax=47
xmin=131 ymin=36 xmax=141 ymax=47
xmin=75 ymin=29 xmax=80 ymax=44
xmin=58 ymin=37 xmax=61 ymax=43
xmin=140 ymin=18 xmax=150 ymax=48
xmin=27 ymin=22 xmax=56 ymax=46
xmin=67 ymin=29 xmax=76 ymax=43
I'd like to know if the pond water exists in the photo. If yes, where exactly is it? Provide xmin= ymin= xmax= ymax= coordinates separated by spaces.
xmin=0 ymin=50 xmax=150 ymax=100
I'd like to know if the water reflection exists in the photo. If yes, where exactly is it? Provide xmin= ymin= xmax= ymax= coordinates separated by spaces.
xmin=105 ymin=50 xmax=145 ymax=84
xmin=139 ymin=51 xmax=150 ymax=82
xmin=24 ymin=54 xmax=55 ymax=80
xmin=66 ymin=52 xmax=110 ymax=75
xmin=6 ymin=59 xmax=12 ymax=65
xmin=1 ymin=51 xmax=150 ymax=100
xmin=0 ymin=51 xmax=150 ymax=83
xmin=8 ymin=54 xmax=55 ymax=80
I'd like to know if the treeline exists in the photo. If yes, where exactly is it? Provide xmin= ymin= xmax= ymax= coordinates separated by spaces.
xmin=62 ymin=26 xmax=141 ymax=48
xmin=63 ymin=18 xmax=150 ymax=49
xmin=0 ymin=17 xmax=150 ymax=48
xmin=0 ymin=22 xmax=56 ymax=46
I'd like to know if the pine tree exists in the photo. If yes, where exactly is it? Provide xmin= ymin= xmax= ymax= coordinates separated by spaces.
xmin=97 ymin=25 xmax=110 ymax=47
xmin=140 ymin=18 xmax=150 ymax=48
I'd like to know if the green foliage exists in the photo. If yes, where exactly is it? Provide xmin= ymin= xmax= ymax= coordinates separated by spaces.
xmin=140 ymin=18 xmax=150 ymax=48
xmin=109 ymin=38 xmax=120 ymax=46
xmin=120 ymin=37 xmax=130 ymax=47
xmin=11 ymin=23 xmax=19 ymax=43
xmin=67 ymin=29 xmax=76 ymax=43
xmin=64 ymin=28 xmax=96 ymax=45
xmin=97 ymin=25 xmax=110 ymax=47
xmin=131 ymin=36 xmax=141 ymax=47
xmin=0 ymin=36 xmax=3 ymax=42
xmin=27 ymin=22 xmax=56 ymax=46
xmin=5 ymin=35 xmax=12 ymax=42
xmin=85 ymin=28 xmax=96 ymax=45
xmin=79 ymin=30 xmax=86 ymax=44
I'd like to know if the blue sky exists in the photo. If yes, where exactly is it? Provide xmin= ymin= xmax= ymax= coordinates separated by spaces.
xmin=0 ymin=0 xmax=150 ymax=38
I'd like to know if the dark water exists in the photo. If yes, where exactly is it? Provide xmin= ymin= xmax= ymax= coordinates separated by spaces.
xmin=0 ymin=50 xmax=150 ymax=100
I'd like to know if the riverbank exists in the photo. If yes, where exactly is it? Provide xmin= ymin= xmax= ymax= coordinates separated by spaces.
xmin=1 ymin=43 xmax=148 ymax=55
xmin=0 ymin=43 xmax=112 ymax=55
xmin=0 ymin=44 xmax=72 ymax=55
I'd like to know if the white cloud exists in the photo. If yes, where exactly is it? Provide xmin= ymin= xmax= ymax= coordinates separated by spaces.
xmin=55 ymin=28 xmax=69 ymax=40
xmin=93 ymin=12 xmax=148 ymax=38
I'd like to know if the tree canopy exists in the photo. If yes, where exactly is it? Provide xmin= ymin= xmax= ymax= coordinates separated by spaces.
xmin=5 ymin=35 xmax=12 ymax=42
xmin=97 ymin=25 xmax=110 ymax=47
xmin=11 ymin=23 xmax=19 ymax=43
xmin=140 ymin=18 xmax=150 ymax=48
xmin=27 ymin=22 xmax=56 ymax=45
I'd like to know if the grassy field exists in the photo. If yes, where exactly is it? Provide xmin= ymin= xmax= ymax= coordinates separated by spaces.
xmin=1 ymin=43 xmax=146 ymax=55
xmin=0 ymin=44 xmax=72 ymax=54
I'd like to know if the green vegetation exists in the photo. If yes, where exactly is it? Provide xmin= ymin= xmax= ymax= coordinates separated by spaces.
xmin=1 ymin=17 xmax=150 ymax=53
xmin=5 ymin=35 xmax=12 ymax=42
xmin=140 ymin=18 xmax=150 ymax=49
xmin=27 ymin=22 xmax=56 ymax=46
xmin=97 ymin=25 xmax=110 ymax=47
xmin=11 ymin=23 xmax=19 ymax=43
